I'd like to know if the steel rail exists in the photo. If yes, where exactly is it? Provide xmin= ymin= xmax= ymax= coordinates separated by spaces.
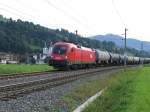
xmin=0 ymin=65 xmax=137 ymax=100
xmin=0 ymin=71 xmax=58 ymax=80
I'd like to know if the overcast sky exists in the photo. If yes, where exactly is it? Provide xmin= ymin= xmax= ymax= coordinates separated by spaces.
xmin=0 ymin=0 xmax=150 ymax=41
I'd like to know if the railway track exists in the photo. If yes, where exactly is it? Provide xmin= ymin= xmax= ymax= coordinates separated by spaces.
xmin=0 ymin=71 xmax=58 ymax=80
xmin=0 ymin=65 xmax=137 ymax=100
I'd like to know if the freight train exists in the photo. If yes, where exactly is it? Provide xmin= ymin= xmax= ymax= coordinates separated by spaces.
xmin=49 ymin=41 xmax=150 ymax=70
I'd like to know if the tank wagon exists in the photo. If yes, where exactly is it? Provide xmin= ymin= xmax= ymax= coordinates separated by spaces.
xmin=139 ymin=57 xmax=144 ymax=64
xmin=127 ymin=56 xmax=134 ymax=64
xmin=144 ymin=58 xmax=150 ymax=64
xmin=119 ymin=55 xmax=125 ymax=64
xmin=50 ymin=41 xmax=150 ymax=70
xmin=109 ymin=53 xmax=120 ymax=64
xmin=95 ymin=50 xmax=110 ymax=65
xmin=133 ymin=57 xmax=140 ymax=64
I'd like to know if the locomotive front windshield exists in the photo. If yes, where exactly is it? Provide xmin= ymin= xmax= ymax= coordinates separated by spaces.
xmin=53 ymin=45 xmax=67 ymax=55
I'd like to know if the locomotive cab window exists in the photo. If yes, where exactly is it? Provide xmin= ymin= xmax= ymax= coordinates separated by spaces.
xmin=53 ymin=45 xmax=67 ymax=55
xmin=71 ymin=48 xmax=74 ymax=52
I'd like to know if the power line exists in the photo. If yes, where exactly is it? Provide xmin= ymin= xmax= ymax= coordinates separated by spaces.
xmin=0 ymin=1 xmax=57 ymax=27
xmin=14 ymin=0 xmax=58 ymax=25
xmin=60 ymin=0 xmax=89 ymax=25
xmin=44 ymin=0 xmax=82 ymax=24
xmin=44 ymin=0 xmax=96 ymax=35
xmin=0 ymin=2 xmax=35 ymax=19
xmin=15 ymin=0 xmax=40 ymax=14
xmin=60 ymin=0 xmax=98 ymax=35
xmin=1 ymin=0 xmax=97 ymax=37
xmin=0 ymin=7 xmax=25 ymax=19
xmin=112 ymin=0 xmax=128 ymax=67
xmin=0 ymin=0 xmax=96 ymax=36
xmin=112 ymin=0 xmax=126 ymax=27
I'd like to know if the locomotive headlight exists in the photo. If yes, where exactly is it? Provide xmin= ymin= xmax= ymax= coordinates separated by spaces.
xmin=65 ymin=56 xmax=68 ymax=59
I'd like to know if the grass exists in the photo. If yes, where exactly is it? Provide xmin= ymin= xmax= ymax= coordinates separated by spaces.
xmin=144 ymin=64 xmax=150 ymax=67
xmin=0 ymin=64 xmax=53 ymax=75
xmin=61 ymin=70 xmax=122 ymax=111
xmin=83 ymin=67 xmax=150 ymax=112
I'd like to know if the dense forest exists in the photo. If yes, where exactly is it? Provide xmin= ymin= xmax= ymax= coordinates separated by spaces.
xmin=0 ymin=15 xmax=149 ymax=57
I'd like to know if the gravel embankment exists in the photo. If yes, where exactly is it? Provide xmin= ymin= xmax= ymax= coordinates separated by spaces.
xmin=0 ymin=69 xmax=120 ymax=112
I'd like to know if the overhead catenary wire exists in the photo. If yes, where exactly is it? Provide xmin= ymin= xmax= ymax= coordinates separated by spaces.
xmin=44 ymin=0 xmax=83 ymax=24
xmin=15 ymin=0 xmax=40 ymax=14
xmin=0 ymin=0 xmax=84 ymax=37
xmin=44 ymin=0 xmax=97 ymax=35
xmin=14 ymin=0 xmax=58 ymax=25
xmin=112 ymin=0 xmax=126 ymax=27
xmin=0 ymin=7 xmax=26 ymax=19
xmin=61 ymin=0 xmax=88 ymax=23
xmin=1 ymin=0 xmax=119 ymax=37
xmin=0 ymin=0 xmax=97 ymax=36
xmin=112 ymin=0 xmax=128 ymax=66
xmin=0 ymin=1 xmax=57 ymax=27
xmin=13 ymin=0 xmax=85 ymax=32
xmin=60 ymin=0 xmax=99 ymax=36
xmin=0 ymin=2 xmax=35 ymax=19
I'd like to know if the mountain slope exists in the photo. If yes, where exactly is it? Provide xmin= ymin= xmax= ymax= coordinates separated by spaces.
xmin=91 ymin=34 xmax=150 ymax=52
xmin=0 ymin=15 xmax=128 ymax=55
xmin=0 ymin=15 xmax=149 ymax=57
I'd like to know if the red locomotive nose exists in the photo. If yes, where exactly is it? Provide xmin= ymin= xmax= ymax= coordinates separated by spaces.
xmin=51 ymin=54 xmax=66 ymax=60
xmin=51 ymin=44 xmax=67 ymax=61
xmin=50 ymin=43 xmax=69 ymax=68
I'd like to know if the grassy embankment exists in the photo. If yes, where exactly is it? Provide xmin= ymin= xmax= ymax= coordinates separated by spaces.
xmin=0 ymin=64 xmax=53 ymax=75
xmin=83 ymin=66 xmax=150 ymax=112
xmin=60 ymin=70 xmax=123 ymax=111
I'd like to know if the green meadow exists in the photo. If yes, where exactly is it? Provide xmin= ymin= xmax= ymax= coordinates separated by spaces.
xmin=0 ymin=64 xmax=53 ymax=75
xmin=83 ymin=66 xmax=150 ymax=112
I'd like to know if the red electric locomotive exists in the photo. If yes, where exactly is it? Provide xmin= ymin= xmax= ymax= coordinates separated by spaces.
xmin=50 ymin=41 xmax=96 ymax=69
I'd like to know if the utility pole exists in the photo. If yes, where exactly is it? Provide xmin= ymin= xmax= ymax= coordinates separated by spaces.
xmin=124 ymin=28 xmax=128 ymax=66
xmin=141 ymin=41 xmax=143 ymax=51
xmin=75 ymin=30 xmax=78 ymax=44
xmin=141 ymin=41 xmax=143 ymax=65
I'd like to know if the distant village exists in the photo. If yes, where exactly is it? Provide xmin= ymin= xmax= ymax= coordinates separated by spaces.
xmin=0 ymin=46 xmax=52 ymax=64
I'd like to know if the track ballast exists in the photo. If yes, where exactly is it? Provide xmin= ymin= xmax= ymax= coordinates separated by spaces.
xmin=0 ymin=65 xmax=137 ymax=100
